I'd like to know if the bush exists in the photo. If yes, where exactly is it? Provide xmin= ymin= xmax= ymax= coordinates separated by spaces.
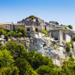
xmin=42 ymin=30 xmax=48 ymax=34
xmin=0 ymin=66 xmax=19 ymax=75
xmin=72 ymin=37 xmax=75 ymax=41
xmin=68 ymin=25 xmax=73 ymax=29
xmin=15 ymin=57 xmax=33 ymax=75
xmin=0 ymin=28 xmax=6 ymax=35
xmin=5 ymin=34 xmax=8 ymax=41
xmin=17 ymin=27 xmax=27 ymax=37
xmin=66 ymin=42 xmax=71 ymax=52
xmin=36 ymin=65 xmax=53 ymax=75
xmin=29 ymin=15 xmax=36 ymax=19
xmin=0 ymin=41 xmax=2 ymax=46
xmin=6 ymin=41 xmax=27 ymax=58
xmin=0 ymin=49 xmax=14 ymax=67
xmin=8 ymin=31 xmax=17 ymax=37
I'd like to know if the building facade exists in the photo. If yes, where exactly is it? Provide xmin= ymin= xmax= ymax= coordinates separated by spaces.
xmin=49 ymin=30 xmax=72 ymax=44
xmin=0 ymin=16 xmax=74 ymax=44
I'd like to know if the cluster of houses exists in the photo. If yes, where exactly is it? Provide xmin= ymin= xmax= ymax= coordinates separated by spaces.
xmin=0 ymin=16 xmax=75 ymax=44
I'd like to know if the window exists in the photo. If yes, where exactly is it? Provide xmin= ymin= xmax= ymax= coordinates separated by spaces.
xmin=35 ymin=28 xmax=38 ymax=32
xmin=45 ymin=26 xmax=46 ymax=30
xmin=63 ymin=32 xmax=66 ymax=40
xmin=27 ymin=28 xmax=30 ymax=31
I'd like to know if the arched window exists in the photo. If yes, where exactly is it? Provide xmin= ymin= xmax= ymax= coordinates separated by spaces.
xmin=35 ymin=28 xmax=38 ymax=32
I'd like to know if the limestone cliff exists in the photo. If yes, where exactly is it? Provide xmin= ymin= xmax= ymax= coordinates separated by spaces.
xmin=27 ymin=32 xmax=69 ymax=66
xmin=9 ymin=32 xmax=74 ymax=66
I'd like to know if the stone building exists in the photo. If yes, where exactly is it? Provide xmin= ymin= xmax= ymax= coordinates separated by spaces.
xmin=49 ymin=29 xmax=72 ymax=44
xmin=0 ymin=16 xmax=74 ymax=44
xmin=0 ymin=16 xmax=65 ymax=32
xmin=0 ymin=23 xmax=14 ymax=31
xmin=17 ymin=16 xmax=46 ymax=32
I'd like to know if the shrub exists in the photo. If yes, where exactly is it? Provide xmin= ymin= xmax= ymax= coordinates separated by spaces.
xmin=42 ymin=30 xmax=48 ymax=34
xmin=68 ymin=25 xmax=73 ymax=29
xmin=8 ymin=31 xmax=16 ymax=37
xmin=66 ymin=42 xmax=71 ymax=52
xmin=17 ymin=27 xmax=27 ymax=37
xmin=0 ymin=41 xmax=2 ymax=46
xmin=72 ymin=37 xmax=75 ymax=41
xmin=36 ymin=65 xmax=53 ymax=75
xmin=5 ymin=34 xmax=8 ymax=41
xmin=29 ymin=15 xmax=36 ymax=19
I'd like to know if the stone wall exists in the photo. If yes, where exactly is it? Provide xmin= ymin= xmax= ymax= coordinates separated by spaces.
xmin=65 ymin=34 xmax=71 ymax=42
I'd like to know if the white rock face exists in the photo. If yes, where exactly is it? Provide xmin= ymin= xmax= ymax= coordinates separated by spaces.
xmin=29 ymin=32 xmax=66 ymax=66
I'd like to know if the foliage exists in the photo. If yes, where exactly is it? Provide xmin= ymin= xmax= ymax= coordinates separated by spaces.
xmin=60 ymin=29 xmax=68 ymax=32
xmin=66 ymin=42 xmax=73 ymax=52
xmin=0 ymin=27 xmax=6 ymax=35
xmin=42 ymin=30 xmax=48 ymax=34
xmin=29 ymin=15 xmax=36 ymax=19
xmin=0 ymin=49 xmax=14 ymax=68
xmin=8 ymin=31 xmax=17 ymax=37
xmin=16 ymin=57 xmax=33 ymax=75
xmin=36 ymin=65 xmax=53 ymax=75
xmin=26 ymin=50 xmax=53 ymax=69
xmin=55 ymin=22 xmax=59 ymax=25
xmin=0 ymin=41 xmax=2 ymax=46
xmin=5 ymin=41 xmax=27 ymax=58
xmin=62 ymin=57 xmax=75 ymax=75
xmin=61 ymin=25 xmax=73 ymax=29
xmin=17 ymin=27 xmax=27 ymax=37
xmin=17 ymin=32 xmax=23 ymax=37
xmin=0 ymin=66 xmax=19 ymax=75
xmin=72 ymin=37 xmax=75 ymax=41
xmin=5 ymin=34 xmax=8 ymax=41
xmin=67 ymin=25 xmax=73 ymax=29
xmin=66 ymin=42 xmax=71 ymax=52
xmin=0 ymin=41 xmax=75 ymax=75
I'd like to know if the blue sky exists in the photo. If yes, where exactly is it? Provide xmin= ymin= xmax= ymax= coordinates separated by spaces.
xmin=0 ymin=0 xmax=75 ymax=30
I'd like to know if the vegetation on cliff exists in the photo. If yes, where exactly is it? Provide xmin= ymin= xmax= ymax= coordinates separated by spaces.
xmin=0 ymin=41 xmax=75 ymax=75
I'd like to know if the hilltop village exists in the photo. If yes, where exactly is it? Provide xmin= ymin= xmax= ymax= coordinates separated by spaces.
xmin=0 ymin=15 xmax=75 ymax=43
xmin=0 ymin=15 xmax=75 ymax=66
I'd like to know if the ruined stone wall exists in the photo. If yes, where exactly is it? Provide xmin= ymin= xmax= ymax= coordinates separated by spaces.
xmin=65 ymin=34 xmax=71 ymax=42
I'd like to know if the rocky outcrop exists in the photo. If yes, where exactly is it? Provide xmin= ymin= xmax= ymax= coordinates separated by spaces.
xmin=9 ymin=32 xmax=74 ymax=66
xmin=28 ymin=32 xmax=67 ymax=66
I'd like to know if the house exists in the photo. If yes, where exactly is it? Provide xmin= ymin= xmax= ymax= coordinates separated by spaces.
xmin=17 ymin=16 xmax=46 ymax=32
xmin=0 ymin=16 xmax=73 ymax=44
xmin=48 ymin=29 xmax=72 ymax=44
xmin=0 ymin=23 xmax=14 ymax=31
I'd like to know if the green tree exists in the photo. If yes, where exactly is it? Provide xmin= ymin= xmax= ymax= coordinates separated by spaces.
xmin=17 ymin=32 xmax=23 ymax=37
xmin=6 ymin=41 xmax=27 ymax=58
xmin=17 ymin=27 xmax=26 ymax=37
xmin=8 ymin=31 xmax=16 ymax=37
xmin=0 ymin=28 xmax=6 ymax=35
xmin=0 ymin=49 xmax=14 ymax=68
xmin=16 ymin=57 xmax=33 ymax=75
xmin=68 ymin=25 xmax=73 ymax=29
xmin=53 ymin=67 xmax=62 ymax=75
xmin=36 ymin=65 xmax=53 ymax=75
xmin=26 ymin=50 xmax=53 ymax=69
xmin=62 ymin=57 xmax=75 ymax=75
xmin=0 ymin=66 xmax=19 ymax=75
